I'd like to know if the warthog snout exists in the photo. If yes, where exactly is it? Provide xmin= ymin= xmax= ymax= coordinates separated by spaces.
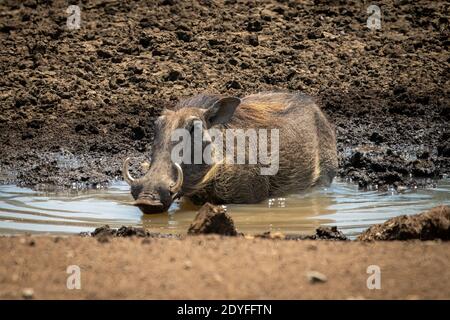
xmin=122 ymin=157 xmax=183 ymax=214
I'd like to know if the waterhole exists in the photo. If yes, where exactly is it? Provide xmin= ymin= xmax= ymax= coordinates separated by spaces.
xmin=0 ymin=180 xmax=449 ymax=238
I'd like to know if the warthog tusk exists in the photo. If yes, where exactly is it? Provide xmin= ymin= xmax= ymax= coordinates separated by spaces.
xmin=122 ymin=157 xmax=136 ymax=185
xmin=170 ymin=163 xmax=183 ymax=197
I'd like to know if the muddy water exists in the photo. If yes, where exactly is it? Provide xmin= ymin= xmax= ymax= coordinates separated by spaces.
xmin=0 ymin=180 xmax=449 ymax=238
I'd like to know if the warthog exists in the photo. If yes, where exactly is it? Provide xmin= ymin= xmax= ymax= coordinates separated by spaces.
xmin=123 ymin=92 xmax=338 ymax=214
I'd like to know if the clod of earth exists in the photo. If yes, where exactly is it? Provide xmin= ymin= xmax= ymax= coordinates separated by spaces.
xmin=187 ymin=203 xmax=239 ymax=236
xmin=312 ymin=226 xmax=348 ymax=240
xmin=358 ymin=205 xmax=450 ymax=241
xmin=256 ymin=226 xmax=348 ymax=241
xmin=22 ymin=288 xmax=34 ymax=300
xmin=306 ymin=271 xmax=328 ymax=284
xmin=85 ymin=225 xmax=182 ymax=241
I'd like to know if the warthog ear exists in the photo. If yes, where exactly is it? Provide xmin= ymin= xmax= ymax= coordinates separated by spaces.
xmin=204 ymin=97 xmax=241 ymax=127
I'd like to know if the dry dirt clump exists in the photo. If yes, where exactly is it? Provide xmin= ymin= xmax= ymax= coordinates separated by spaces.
xmin=188 ymin=203 xmax=239 ymax=236
xmin=84 ymin=225 xmax=182 ymax=242
xmin=256 ymin=226 xmax=348 ymax=241
xmin=86 ymin=205 xmax=450 ymax=242
xmin=358 ymin=205 xmax=450 ymax=241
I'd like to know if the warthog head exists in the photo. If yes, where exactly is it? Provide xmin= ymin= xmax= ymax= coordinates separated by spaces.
xmin=123 ymin=96 xmax=241 ymax=214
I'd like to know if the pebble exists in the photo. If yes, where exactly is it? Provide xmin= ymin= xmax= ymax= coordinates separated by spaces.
xmin=306 ymin=271 xmax=328 ymax=284
xmin=22 ymin=288 xmax=34 ymax=300
xmin=165 ymin=70 xmax=183 ymax=82
xmin=183 ymin=260 xmax=193 ymax=270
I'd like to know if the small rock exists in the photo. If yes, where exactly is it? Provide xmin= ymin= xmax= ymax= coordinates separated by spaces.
xmin=188 ymin=203 xmax=238 ymax=236
xmin=183 ymin=260 xmax=193 ymax=270
xmin=139 ymin=17 xmax=152 ymax=28
xmin=176 ymin=31 xmax=192 ymax=42
xmin=307 ymin=30 xmax=324 ymax=39
xmin=96 ymin=49 xmax=113 ymax=59
xmin=131 ymin=126 xmax=146 ymax=141
xmin=40 ymin=91 xmax=60 ymax=106
xmin=322 ymin=31 xmax=337 ymax=40
xmin=247 ymin=35 xmax=259 ymax=46
xmin=393 ymin=85 xmax=407 ymax=96
xmin=369 ymin=132 xmax=384 ymax=144
xmin=349 ymin=151 xmax=365 ymax=168
xmin=22 ymin=288 xmax=34 ymax=299
xmin=164 ymin=70 xmax=183 ymax=82
xmin=315 ymin=226 xmax=347 ymax=240
xmin=225 ymin=80 xmax=242 ymax=89
xmin=256 ymin=226 xmax=347 ymax=241
xmin=208 ymin=38 xmax=224 ymax=47
xmin=91 ymin=225 xmax=116 ymax=240
xmin=87 ymin=225 xmax=181 ymax=240
xmin=246 ymin=20 xmax=263 ymax=32
xmin=27 ymin=119 xmax=44 ymax=129
xmin=228 ymin=57 xmax=239 ymax=66
xmin=139 ymin=34 xmax=152 ymax=48
xmin=74 ymin=123 xmax=85 ymax=133
xmin=129 ymin=65 xmax=143 ymax=75
xmin=306 ymin=271 xmax=327 ymax=284
xmin=111 ymin=55 xmax=123 ymax=63
xmin=116 ymin=74 xmax=126 ymax=85
xmin=116 ymin=226 xmax=148 ymax=237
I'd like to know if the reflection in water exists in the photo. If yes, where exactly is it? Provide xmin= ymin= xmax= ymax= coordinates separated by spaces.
xmin=0 ymin=179 xmax=449 ymax=238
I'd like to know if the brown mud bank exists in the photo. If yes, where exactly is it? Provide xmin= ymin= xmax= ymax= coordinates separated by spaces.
xmin=85 ymin=204 xmax=450 ymax=242
xmin=0 ymin=0 xmax=449 ymax=191
xmin=1 ymin=205 xmax=449 ymax=299
xmin=0 ymin=235 xmax=449 ymax=299
xmin=358 ymin=205 xmax=450 ymax=241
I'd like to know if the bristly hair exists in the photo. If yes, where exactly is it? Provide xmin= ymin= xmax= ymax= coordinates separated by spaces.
xmin=183 ymin=92 xmax=308 ymax=194
xmin=175 ymin=94 xmax=223 ymax=111
xmin=174 ymin=92 xmax=320 ymax=196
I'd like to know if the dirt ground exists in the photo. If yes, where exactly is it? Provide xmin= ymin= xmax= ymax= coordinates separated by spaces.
xmin=0 ymin=235 xmax=449 ymax=299
xmin=0 ymin=0 xmax=449 ymax=190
